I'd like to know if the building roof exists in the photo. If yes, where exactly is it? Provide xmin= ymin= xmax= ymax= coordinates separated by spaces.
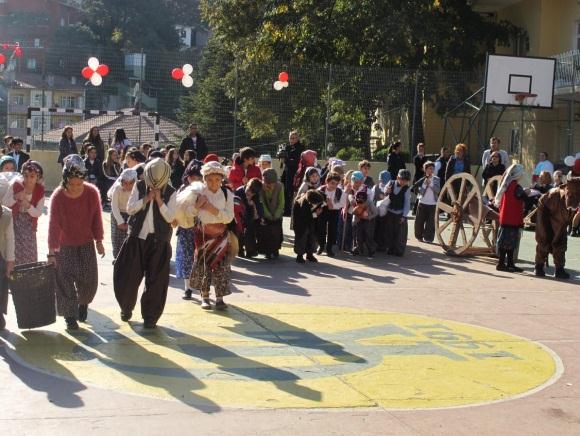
xmin=37 ymin=110 xmax=185 ymax=147
xmin=7 ymin=72 xmax=85 ymax=91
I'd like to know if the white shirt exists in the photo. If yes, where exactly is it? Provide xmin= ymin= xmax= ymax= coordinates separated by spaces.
xmin=418 ymin=178 xmax=437 ymax=206
xmin=126 ymin=184 xmax=176 ymax=240
xmin=320 ymin=187 xmax=346 ymax=210
xmin=190 ymin=186 xmax=235 ymax=225
xmin=2 ymin=184 xmax=44 ymax=218
xmin=482 ymin=149 xmax=509 ymax=167
xmin=111 ymin=185 xmax=131 ymax=225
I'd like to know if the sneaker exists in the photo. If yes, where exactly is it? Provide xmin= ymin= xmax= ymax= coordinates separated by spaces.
xmin=215 ymin=300 xmax=228 ymax=311
xmin=296 ymin=255 xmax=305 ymax=264
xmin=78 ymin=304 xmax=88 ymax=322
xmin=496 ymin=264 xmax=508 ymax=272
xmin=183 ymin=289 xmax=193 ymax=300
xmin=201 ymin=299 xmax=212 ymax=310
xmin=65 ymin=317 xmax=79 ymax=330
xmin=555 ymin=268 xmax=570 ymax=280
xmin=534 ymin=264 xmax=546 ymax=277
xmin=143 ymin=319 xmax=157 ymax=329
xmin=306 ymin=254 xmax=318 ymax=263
xmin=507 ymin=265 xmax=524 ymax=273
xmin=121 ymin=311 xmax=132 ymax=322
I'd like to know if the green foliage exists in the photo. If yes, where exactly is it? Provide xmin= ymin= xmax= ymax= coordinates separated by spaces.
xmin=373 ymin=147 xmax=389 ymax=162
xmin=81 ymin=0 xmax=181 ymax=50
xmin=197 ymin=0 xmax=517 ymax=151
xmin=336 ymin=146 xmax=364 ymax=161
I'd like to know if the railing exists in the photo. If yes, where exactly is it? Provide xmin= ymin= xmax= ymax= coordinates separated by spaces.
xmin=554 ymin=50 xmax=580 ymax=90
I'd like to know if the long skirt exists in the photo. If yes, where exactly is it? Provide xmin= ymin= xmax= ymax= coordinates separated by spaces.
xmin=0 ymin=256 xmax=7 ymax=315
xmin=497 ymin=225 xmax=521 ymax=251
xmin=175 ymin=227 xmax=195 ymax=279
xmin=190 ymin=229 xmax=232 ymax=299
xmin=13 ymin=213 xmax=37 ymax=266
xmin=55 ymin=243 xmax=98 ymax=319
xmin=111 ymin=212 xmax=129 ymax=259
xmin=256 ymin=219 xmax=283 ymax=255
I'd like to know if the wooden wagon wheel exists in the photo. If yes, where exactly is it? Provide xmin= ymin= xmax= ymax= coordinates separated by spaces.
xmin=481 ymin=175 xmax=503 ymax=250
xmin=435 ymin=173 xmax=483 ymax=255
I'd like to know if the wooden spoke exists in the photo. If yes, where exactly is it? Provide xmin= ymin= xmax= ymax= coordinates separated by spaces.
xmin=448 ymin=222 xmax=460 ymax=247
xmin=460 ymin=224 xmax=468 ymax=246
xmin=458 ymin=178 xmax=466 ymax=202
xmin=438 ymin=202 xmax=454 ymax=214
xmin=447 ymin=185 xmax=457 ymax=203
xmin=462 ymin=189 xmax=478 ymax=210
xmin=439 ymin=217 xmax=453 ymax=233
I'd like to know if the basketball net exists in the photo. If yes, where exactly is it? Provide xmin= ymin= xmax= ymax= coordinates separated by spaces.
xmin=514 ymin=92 xmax=537 ymax=105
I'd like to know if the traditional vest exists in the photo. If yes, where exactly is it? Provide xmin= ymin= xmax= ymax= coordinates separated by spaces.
xmin=388 ymin=182 xmax=409 ymax=211
xmin=11 ymin=182 xmax=45 ymax=230
xmin=128 ymin=180 xmax=176 ymax=242
xmin=499 ymin=180 xmax=524 ymax=227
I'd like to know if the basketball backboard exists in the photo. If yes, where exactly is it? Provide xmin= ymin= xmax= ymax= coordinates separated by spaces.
xmin=484 ymin=54 xmax=556 ymax=108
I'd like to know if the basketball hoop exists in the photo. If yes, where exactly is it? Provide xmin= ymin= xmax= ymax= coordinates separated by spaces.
xmin=514 ymin=92 xmax=537 ymax=104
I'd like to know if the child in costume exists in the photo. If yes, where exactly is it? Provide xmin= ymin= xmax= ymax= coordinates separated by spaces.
xmin=293 ymin=190 xmax=325 ymax=263
xmin=257 ymin=168 xmax=285 ymax=259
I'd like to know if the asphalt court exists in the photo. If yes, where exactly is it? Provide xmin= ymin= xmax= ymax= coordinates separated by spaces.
xmin=2 ymin=303 xmax=561 ymax=410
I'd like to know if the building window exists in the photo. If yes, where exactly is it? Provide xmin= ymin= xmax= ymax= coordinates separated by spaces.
xmin=576 ymin=21 xmax=580 ymax=50
xmin=60 ymin=96 xmax=76 ymax=109
xmin=34 ymin=38 xmax=41 ymax=48
xmin=10 ymin=118 xmax=25 ymax=129
xmin=27 ymin=58 xmax=37 ymax=70
xmin=12 ymin=95 xmax=25 ymax=105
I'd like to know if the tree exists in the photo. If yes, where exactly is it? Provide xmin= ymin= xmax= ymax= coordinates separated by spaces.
xmin=81 ymin=0 xmax=181 ymax=50
xmin=198 ymin=0 xmax=517 ymax=155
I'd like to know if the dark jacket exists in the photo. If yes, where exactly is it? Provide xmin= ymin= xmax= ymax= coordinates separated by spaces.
xmin=281 ymin=141 xmax=304 ymax=186
xmin=170 ymin=160 xmax=185 ymax=190
xmin=8 ymin=151 xmax=30 ymax=172
xmin=58 ymin=138 xmax=78 ymax=164
xmin=482 ymin=162 xmax=505 ymax=187
xmin=413 ymin=154 xmax=428 ymax=183
xmin=292 ymin=191 xmax=324 ymax=240
xmin=445 ymin=156 xmax=471 ymax=182
xmin=84 ymin=157 xmax=104 ymax=183
xmin=178 ymin=134 xmax=208 ymax=161
xmin=436 ymin=156 xmax=449 ymax=183
xmin=387 ymin=152 xmax=406 ymax=180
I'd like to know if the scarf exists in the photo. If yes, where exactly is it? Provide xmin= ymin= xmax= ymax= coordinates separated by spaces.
xmin=262 ymin=182 xmax=282 ymax=218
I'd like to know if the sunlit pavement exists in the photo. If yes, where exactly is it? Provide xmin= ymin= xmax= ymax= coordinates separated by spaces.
xmin=0 ymin=204 xmax=578 ymax=435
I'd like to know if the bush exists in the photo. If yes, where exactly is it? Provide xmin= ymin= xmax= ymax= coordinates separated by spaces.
xmin=373 ymin=147 xmax=389 ymax=161
xmin=336 ymin=146 xmax=365 ymax=161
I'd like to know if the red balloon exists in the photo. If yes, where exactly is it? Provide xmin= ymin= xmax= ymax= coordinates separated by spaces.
xmin=171 ymin=68 xmax=184 ymax=80
xmin=81 ymin=66 xmax=94 ymax=79
xmin=278 ymin=71 xmax=289 ymax=82
xmin=96 ymin=64 xmax=109 ymax=76
xmin=0 ymin=54 xmax=5 ymax=65
xmin=14 ymin=47 xmax=22 ymax=58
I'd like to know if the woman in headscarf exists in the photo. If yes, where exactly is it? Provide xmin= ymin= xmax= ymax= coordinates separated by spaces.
xmin=188 ymin=161 xmax=235 ymax=310
xmin=494 ymin=164 xmax=528 ymax=273
xmin=113 ymin=158 xmax=177 ymax=328
xmin=257 ymin=168 xmax=285 ymax=259
xmin=108 ymin=168 xmax=138 ymax=259
xmin=2 ymin=161 xmax=44 ymax=265
xmin=0 ymin=156 xmax=16 ymax=172
xmin=48 ymin=155 xmax=105 ymax=330
xmin=175 ymin=160 xmax=203 ymax=300
xmin=85 ymin=126 xmax=105 ymax=161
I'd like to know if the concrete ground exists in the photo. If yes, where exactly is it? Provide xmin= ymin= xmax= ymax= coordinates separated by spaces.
xmin=0 ymin=205 xmax=579 ymax=436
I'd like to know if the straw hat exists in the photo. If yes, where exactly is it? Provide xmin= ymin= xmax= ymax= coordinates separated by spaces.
xmin=201 ymin=161 xmax=226 ymax=177
xmin=144 ymin=158 xmax=171 ymax=189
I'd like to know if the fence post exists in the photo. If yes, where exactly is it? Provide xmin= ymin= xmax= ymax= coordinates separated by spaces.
xmin=232 ymin=59 xmax=239 ymax=155
xmin=138 ymin=48 xmax=144 ymax=145
xmin=570 ymin=55 xmax=576 ymax=156
xmin=324 ymin=64 xmax=332 ymax=158
xmin=411 ymin=71 xmax=419 ymax=153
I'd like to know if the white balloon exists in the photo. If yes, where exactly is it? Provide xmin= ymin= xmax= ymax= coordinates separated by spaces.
xmin=273 ymin=81 xmax=284 ymax=91
xmin=88 ymin=57 xmax=100 ymax=70
xmin=182 ymin=64 xmax=193 ymax=75
xmin=90 ymin=73 xmax=103 ymax=86
xmin=182 ymin=75 xmax=193 ymax=88
xmin=564 ymin=155 xmax=575 ymax=166
xmin=282 ymin=81 xmax=289 ymax=88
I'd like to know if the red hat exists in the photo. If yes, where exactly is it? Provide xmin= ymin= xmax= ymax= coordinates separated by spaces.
xmin=203 ymin=153 xmax=219 ymax=164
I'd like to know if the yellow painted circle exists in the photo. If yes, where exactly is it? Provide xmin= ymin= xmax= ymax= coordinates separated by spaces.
xmin=5 ymin=303 xmax=560 ymax=409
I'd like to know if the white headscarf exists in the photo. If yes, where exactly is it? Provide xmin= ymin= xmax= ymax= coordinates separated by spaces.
xmin=494 ymin=164 xmax=524 ymax=207
xmin=107 ymin=168 xmax=138 ymax=200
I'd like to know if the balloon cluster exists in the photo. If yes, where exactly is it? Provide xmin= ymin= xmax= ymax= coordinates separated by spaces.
xmin=273 ymin=72 xmax=289 ymax=91
xmin=564 ymin=153 xmax=580 ymax=167
xmin=171 ymin=64 xmax=194 ymax=88
xmin=81 ymin=57 xmax=110 ymax=87
xmin=0 ymin=43 xmax=23 ymax=65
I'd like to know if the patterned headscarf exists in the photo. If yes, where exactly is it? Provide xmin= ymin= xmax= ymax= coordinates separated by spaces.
xmin=351 ymin=171 xmax=364 ymax=183
xmin=0 ymin=155 xmax=16 ymax=171
xmin=22 ymin=160 xmax=44 ymax=181
xmin=61 ymin=154 xmax=86 ymax=188
xmin=182 ymin=159 xmax=203 ymax=185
